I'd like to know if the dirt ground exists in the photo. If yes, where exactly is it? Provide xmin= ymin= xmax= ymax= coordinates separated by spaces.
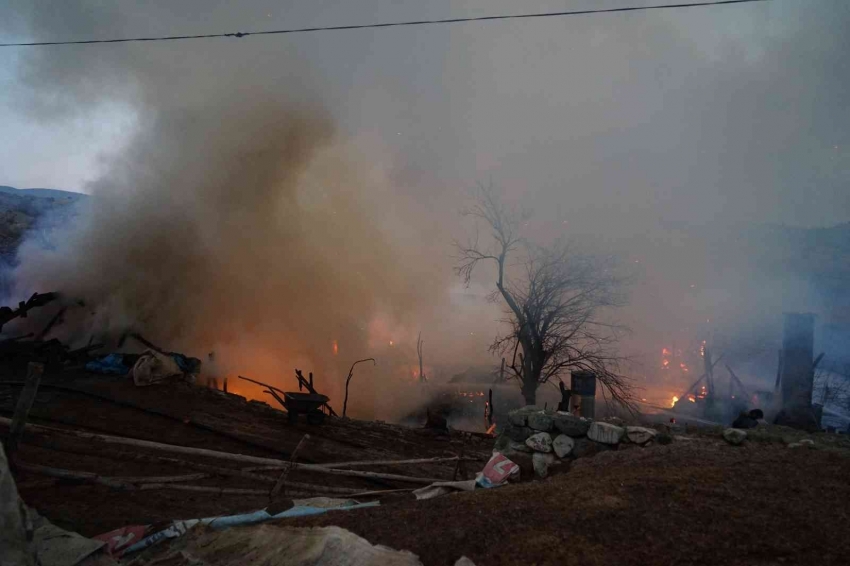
xmin=277 ymin=441 xmax=850 ymax=566
xmin=0 ymin=370 xmax=492 ymax=536
xmin=4 ymin=371 xmax=850 ymax=566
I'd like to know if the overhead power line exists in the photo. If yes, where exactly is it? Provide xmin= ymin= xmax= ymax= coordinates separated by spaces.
xmin=0 ymin=0 xmax=773 ymax=48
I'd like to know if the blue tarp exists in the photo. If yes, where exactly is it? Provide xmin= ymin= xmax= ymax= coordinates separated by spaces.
xmin=85 ymin=354 xmax=130 ymax=375
xmin=171 ymin=353 xmax=201 ymax=374
xmin=123 ymin=501 xmax=380 ymax=555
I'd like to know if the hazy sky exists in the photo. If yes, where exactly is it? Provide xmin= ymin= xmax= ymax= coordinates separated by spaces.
xmin=1 ymin=0 xmax=847 ymax=228
xmin=0 ymin=0 xmax=848 ymax=403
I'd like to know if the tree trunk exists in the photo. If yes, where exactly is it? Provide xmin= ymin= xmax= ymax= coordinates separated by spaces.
xmin=520 ymin=339 xmax=539 ymax=406
xmin=521 ymin=386 xmax=536 ymax=407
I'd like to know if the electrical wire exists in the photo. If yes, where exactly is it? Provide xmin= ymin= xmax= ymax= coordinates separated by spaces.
xmin=0 ymin=0 xmax=773 ymax=48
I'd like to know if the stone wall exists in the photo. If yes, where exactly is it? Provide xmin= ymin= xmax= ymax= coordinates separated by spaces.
xmin=493 ymin=406 xmax=659 ymax=479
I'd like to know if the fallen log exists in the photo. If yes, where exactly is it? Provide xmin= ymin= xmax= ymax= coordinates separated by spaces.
xmin=0 ymin=417 xmax=445 ymax=484
xmin=347 ymin=488 xmax=415 ymax=497
xmin=16 ymin=461 xmax=208 ymax=486
xmin=17 ymin=461 xmax=356 ymax=498
xmin=14 ymin=434 xmax=366 ymax=495
xmin=315 ymin=456 xmax=470 ymax=468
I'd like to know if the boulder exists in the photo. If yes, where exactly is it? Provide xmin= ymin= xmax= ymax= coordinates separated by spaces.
xmin=504 ymin=425 xmax=534 ymax=443
xmin=552 ymin=434 xmax=575 ymax=458
xmin=525 ymin=432 xmax=553 ymax=453
xmin=508 ymin=412 xmax=528 ymax=427
xmin=552 ymin=413 xmax=590 ymax=437
xmin=572 ymin=437 xmax=614 ymax=458
xmin=507 ymin=406 xmax=541 ymax=427
xmin=532 ymin=452 xmax=556 ymax=478
xmin=626 ymin=426 xmax=657 ymax=445
xmin=587 ymin=422 xmax=625 ymax=445
xmin=722 ymin=428 xmax=747 ymax=446
xmin=527 ymin=412 xmax=554 ymax=432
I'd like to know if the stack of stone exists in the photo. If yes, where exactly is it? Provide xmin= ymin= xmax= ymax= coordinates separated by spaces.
xmin=493 ymin=406 xmax=659 ymax=479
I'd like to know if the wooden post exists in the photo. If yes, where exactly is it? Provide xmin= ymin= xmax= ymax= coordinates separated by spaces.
xmin=223 ymin=378 xmax=228 ymax=393
xmin=417 ymin=332 xmax=426 ymax=383
xmin=4 ymin=362 xmax=44 ymax=460
xmin=487 ymin=389 xmax=494 ymax=426
xmin=271 ymin=434 xmax=309 ymax=500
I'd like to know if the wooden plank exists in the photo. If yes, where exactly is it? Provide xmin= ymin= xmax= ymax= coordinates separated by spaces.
xmin=4 ymin=362 xmax=44 ymax=459
xmin=0 ymin=417 xmax=444 ymax=485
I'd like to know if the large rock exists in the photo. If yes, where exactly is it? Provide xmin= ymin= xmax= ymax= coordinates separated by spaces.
xmin=527 ymin=412 xmax=554 ymax=432
xmin=532 ymin=452 xmax=556 ymax=478
xmin=508 ymin=412 xmax=528 ymax=427
xmin=525 ymin=432 xmax=553 ymax=453
xmin=722 ymin=428 xmax=747 ymax=446
xmin=587 ymin=422 xmax=625 ymax=445
xmin=626 ymin=426 xmax=657 ymax=445
xmin=507 ymin=406 xmax=541 ymax=427
xmin=504 ymin=425 xmax=534 ymax=443
xmin=552 ymin=413 xmax=590 ymax=437
xmin=552 ymin=434 xmax=575 ymax=458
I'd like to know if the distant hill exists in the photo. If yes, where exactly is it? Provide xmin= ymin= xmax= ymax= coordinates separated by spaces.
xmin=0 ymin=185 xmax=88 ymax=263
xmin=0 ymin=185 xmax=86 ymax=202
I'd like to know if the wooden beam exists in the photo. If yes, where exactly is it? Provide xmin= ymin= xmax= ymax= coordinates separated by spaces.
xmin=725 ymin=364 xmax=751 ymax=400
xmin=4 ymin=362 xmax=44 ymax=460
xmin=0 ymin=418 xmax=444 ymax=485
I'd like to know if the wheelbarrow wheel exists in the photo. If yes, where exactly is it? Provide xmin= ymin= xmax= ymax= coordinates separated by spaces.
xmin=287 ymin=410 xmax=299 ymax=424
xmin=306 ymin=411 xmax=325 ymax=425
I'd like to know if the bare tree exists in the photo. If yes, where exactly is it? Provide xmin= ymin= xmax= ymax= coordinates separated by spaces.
xmin=454 ymin=183 xmax=635 ymax=408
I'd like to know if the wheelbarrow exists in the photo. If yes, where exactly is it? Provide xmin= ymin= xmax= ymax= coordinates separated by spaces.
xmin=282 ymin=391 xmax=329 ymax=425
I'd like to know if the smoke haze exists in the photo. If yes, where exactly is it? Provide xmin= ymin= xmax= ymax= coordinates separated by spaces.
xmin=1 ymin=1 xmax=848 ymax=416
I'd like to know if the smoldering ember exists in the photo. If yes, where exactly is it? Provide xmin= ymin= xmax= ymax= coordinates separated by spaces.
xmin=1 ymin=2 xmax=850 ymax=566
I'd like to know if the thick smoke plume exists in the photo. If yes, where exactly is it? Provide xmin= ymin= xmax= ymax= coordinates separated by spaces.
xmin=3 ymin=1 xmax=848 ymax=422
xmin=4 ymin=4 xmax=451 ymax=419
